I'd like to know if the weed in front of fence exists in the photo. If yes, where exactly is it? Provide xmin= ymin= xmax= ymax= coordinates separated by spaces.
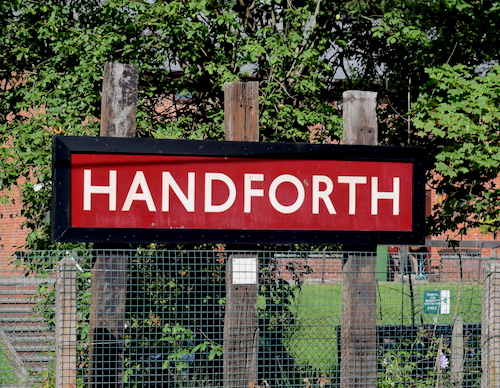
xmin=374 ymin=291 xmax=482 ymax=388
xmin=0 ymin=348 xmax=19 ymax=384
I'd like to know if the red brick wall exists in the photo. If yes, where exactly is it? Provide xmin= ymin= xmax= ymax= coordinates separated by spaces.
xmin=427 ymin=176 xmax=500 ymax=258
xmin=0 ymin=184 xmax=27 ymax=273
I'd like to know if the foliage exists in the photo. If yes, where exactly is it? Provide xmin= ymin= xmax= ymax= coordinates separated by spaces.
xmin=412 ymin=64 xmax=500 ymax=235
xmin=377 ymin=349 xmax=426 ymax=388
xmin=0 ymin=348 xmax=19 ymax=384
xmin=376 ymin=323 xmax=481 ymax=388
xmin=376 ymin=342 xmax=443 ymax=388
xmin=366 ymin=0 xmax=500 ymax=141
xmin=365 ymin=1 xmax=500 ymax=236
xmin=0 ymin=0 xmax=348 ymax=250
xmin=2 ymin=0 xmax=500 ymax=245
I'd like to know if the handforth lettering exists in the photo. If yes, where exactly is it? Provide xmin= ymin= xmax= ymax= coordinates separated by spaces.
xmin=83 ymin=169 xmax=400 ymax=216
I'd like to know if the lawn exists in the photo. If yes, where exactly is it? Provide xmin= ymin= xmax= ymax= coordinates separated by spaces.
xmin=284 ymin=281 xmax=483 ymax=373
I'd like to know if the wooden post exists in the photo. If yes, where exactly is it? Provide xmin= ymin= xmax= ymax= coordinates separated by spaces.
xmin=56 ymin=257 xmax=77 ymax=388
xmin=340 ymin=90 xmax=378 ymax=388
xmin=223 ymin=81 xmax=260 ymax=388
xmin=341 ymin=90 xmax=377 ymax=146
xmin=89 ymin=62 xmax=138 ymax=388
xmin=100 ymin=62 xmax=138 ymax=137
xmin=451 ymin=316 xmax=464 ymax=388
xmin=89 ymin=251 xmax=128 ymax=387
xmin=223 ymin=254 xmax=259 ymax=388
xmin=482 ymin=263 xmax=500 ymax=388
xmin=224 ymin=82 xmax=259 ymax=142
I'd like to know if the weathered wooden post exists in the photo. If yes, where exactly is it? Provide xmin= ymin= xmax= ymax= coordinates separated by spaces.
xmin=482 ymin=263 xmax=500 ymax=388
xmin=56 ymin=257 xmax=77 ymax=388
xmin=223 ymin=81 xmax=260 ymax=388
xmin=224 ymin=82 xmax=259 ymax=142
xmin=99 ymin=62 xmax=138 ymax=139
xmin=89 ymin=62 xmax=138 ymax=388
xmin=451 ymin=316 xmax=464 ymax=388
xmin=340 ymin=90 xmax=378 ymax=388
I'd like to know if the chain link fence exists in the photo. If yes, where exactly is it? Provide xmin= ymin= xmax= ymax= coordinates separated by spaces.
xmin=0 ymin=248 xmax=492 ymax=388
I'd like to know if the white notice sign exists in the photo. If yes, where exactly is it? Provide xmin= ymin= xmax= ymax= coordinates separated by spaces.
xmin=232 ymin=257 xmax=257 ymax=285
xmin=440 ymin=289 xmax=450 ymax=314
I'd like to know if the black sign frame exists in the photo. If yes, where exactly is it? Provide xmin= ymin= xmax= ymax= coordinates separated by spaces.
xmin=52 ymin=135 xmax=426 ymax=245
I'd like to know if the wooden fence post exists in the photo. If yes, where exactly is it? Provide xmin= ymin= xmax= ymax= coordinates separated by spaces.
xmin=224 ymin=82 xmax=259 ymax=142
xmin=340 ymin=90 xmax=378 ymax=388
xmin=341 ymin=90 xmax=377 ymax=146
xmin=223 ymin=253 xmax=259 ymax=388
xmin=451 ymin=316 xmax=464 ymax=388
xmin=89 ymin=62 xmax=138 ymax=388
xmin=482 ymin=263 xmax=500 ymax=388
xmin=56 ymin=257 xmax=77 ymax=388
xmin=223 ymin=81 xmax=260 ymax=388
xmin=100 ymin=62 xmax=138 ymax=138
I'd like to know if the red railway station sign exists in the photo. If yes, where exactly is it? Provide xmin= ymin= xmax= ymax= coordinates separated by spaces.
xmin=51 ymin=136 xmax=426 ymax=244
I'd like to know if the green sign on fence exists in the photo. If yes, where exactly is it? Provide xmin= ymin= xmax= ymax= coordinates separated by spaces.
xmin=424 ymin=290 xmax=441 ymax=314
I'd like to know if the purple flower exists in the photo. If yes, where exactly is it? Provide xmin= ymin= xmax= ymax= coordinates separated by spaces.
xmin=439 ymin=352 xmax=449 ymax=368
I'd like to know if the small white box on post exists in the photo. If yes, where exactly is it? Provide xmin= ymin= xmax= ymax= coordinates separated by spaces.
xmin=232 ymin=257 xmax=258 ymax=285
xmin=440 ymin=290 xmax=451 ymax=314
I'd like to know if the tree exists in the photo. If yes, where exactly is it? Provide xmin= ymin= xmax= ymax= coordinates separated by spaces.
xmin=412 ymin=64 xmax=500 ymax=236
xmin=364 ymin=0 xmax=500 ymax=236
xmin=1 ymin=0 xmax=346 ymax=250
xmin=1 ymin=0 xmax=500 ymax=249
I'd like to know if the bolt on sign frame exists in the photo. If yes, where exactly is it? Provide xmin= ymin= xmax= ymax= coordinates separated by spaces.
xmin=51 ymin=135 xmax=426 ymax=245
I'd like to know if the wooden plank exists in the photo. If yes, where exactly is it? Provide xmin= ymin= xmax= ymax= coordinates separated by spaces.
xmin=340 ymin=90 xmax=378 ymax=388
xmin=452 ymin=316 xmax=464 ymax=388
xmin=100 ymin=62 xmax=138 ymax=138
xmin=482 ymin=263 xmax=500 ymax=388
xmin=224 ymin=82 xmax=259 ymax=142
xmin=89 ymin=62 xmax=137 ymax=388
xmin=56 ymin=257 xmax=77 ymax=388
xmin=223 ymin=81 xmax=259 ymax=388
xmin=89 ymin=251 xmax=128 ymax=388
xmin=223 ymin=254 xmax=259 ymax=388
xmin=342 ymin=90 xmax=377 ymax=146
xmin=340 ymin=254 xmax=378 ymax=388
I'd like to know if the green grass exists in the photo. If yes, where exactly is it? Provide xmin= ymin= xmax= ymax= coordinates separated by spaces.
xmin=284 ymin=281 xmax=482 ymax=373
xmin=0 ymin=346 xmax=19 ymax=385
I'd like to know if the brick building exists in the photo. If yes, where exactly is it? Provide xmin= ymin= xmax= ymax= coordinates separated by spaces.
xmin=0 ymin=183 xmax=27 ymax=274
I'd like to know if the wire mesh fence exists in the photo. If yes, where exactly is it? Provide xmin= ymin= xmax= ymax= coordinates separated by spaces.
xmin=0 ymin=248 xmax=492 ymax=388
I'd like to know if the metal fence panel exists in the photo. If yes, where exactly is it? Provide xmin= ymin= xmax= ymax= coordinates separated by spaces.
xmin=0 ymin=249 xmax=490 ymax=388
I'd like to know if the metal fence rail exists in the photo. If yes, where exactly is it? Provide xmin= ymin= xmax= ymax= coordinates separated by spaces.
xmin=0 ymin=249 xmax=492 ymax=388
